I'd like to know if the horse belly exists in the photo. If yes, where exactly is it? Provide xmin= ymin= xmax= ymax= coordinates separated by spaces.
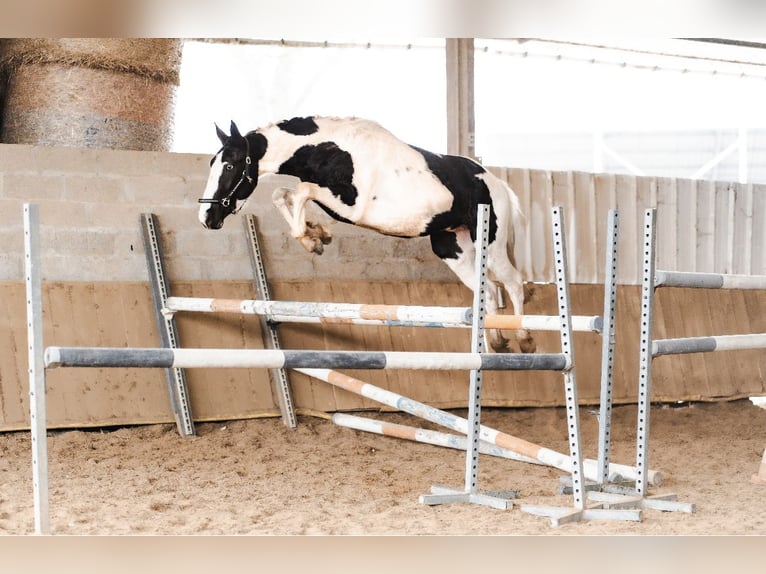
xmin=353 ymin=172 xmax=454 ymax=237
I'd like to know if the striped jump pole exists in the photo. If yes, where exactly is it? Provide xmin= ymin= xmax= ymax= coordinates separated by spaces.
xmin=655 ymin=270 xmax=766 ymax=290
xmin=332 ymin=413 xmax=543 ymax=465
xmin=332 ymin=412 xmax=660 ymax=485
xmin=163 ymin=296 xmax=603 ymax=333
xmin=332 ymin=413 xmax=542 ymax=465
xmin=653 ymin=333 xmax=766 ymax=357
xmin=44 ymin=347 xmax=570 ymax=371
xmin=297 ymin=367 xmax=662 ymax=486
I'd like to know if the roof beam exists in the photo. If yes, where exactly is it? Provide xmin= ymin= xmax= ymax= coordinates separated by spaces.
xmin=446 ymin=38 xmax=475 ymax=159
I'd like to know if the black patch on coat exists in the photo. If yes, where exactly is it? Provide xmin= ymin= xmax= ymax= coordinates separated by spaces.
xmin=277 ymin=116 xmax=320 ymax=136
xmin=248 ymin=132 xmax=269 ymax=160
xmin=277 ymin=142 xmax=359 ymax=210
xmin=313 ymin=202 xmax=353 ymax=225
xmin=409 ymin=145 xmax=499 ymax=245
xmin=429 ymin=230 xmax=463 ymax=260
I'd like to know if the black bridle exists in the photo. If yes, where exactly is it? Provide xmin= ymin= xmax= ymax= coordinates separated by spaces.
xmin=198 ymin=136 xmax=254 ymax=209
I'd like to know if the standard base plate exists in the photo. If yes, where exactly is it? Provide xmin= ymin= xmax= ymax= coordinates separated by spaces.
xmin=519 ymin=503 xmax=643 ymax=527
xmin=419 ymin=485 xmax=518 ymax=510
xmin=587 ymin=490 xmax=696 ymax=513
xmin=557 ymin=476 xmax=636 ymax=495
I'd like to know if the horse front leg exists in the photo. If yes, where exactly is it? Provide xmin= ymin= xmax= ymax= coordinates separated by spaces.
xmin=272 ymin=184 xmax=332 ymax=255
xmin=272 ymin=186 xmax=296 ymax=226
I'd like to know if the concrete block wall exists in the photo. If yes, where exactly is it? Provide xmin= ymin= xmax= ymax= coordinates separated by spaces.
xmin=0 ymin=144 xmax=455 ymax=284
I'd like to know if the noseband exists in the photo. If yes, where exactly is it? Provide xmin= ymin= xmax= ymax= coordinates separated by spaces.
xmin=198 ymin=136 xmax=254 ymax=209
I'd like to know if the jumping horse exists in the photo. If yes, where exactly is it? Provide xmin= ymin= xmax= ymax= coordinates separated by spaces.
xmin=198 ymin=116 xmax=534 ymax=353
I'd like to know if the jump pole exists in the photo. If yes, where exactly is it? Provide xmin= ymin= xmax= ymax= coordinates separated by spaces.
xmin=655 ymin=270 xmax=766 ymax=290
xmin=331 ymin=412 xmax=657 ymax=487
xmin=44 ymin=347 xmax=570 ymax=371
xmin=299 ymin=367 xmax=662 ymax=485
xmin=163 ymin=296 xmax=603 ymax=333
xmin=331 ymin=412 xmax=542 ymax=465
xmin=653 ymin=333 xmax=766 ymax=357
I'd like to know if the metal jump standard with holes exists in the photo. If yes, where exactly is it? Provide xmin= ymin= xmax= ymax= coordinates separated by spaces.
xmin=147 ymin=208 xmax=634 ymax=494
xmin=157 ymin=204 xmax=640 ymax=522
xmin=414 ymin=206 xmax=638 ymax=525
xmin=25 ymin=202 xmax=645 ymax=531
xmin=417 ymin=204 xmax=520 ymax=510
xmin=141 ymin=213 xmax=195 ymax=436
xmin=512 ymin=208 xmax=639 ymax=526
xmin=24 ymin=204 xmax=49 ymax=535
xmin=584 ymin=207 xmax=766 ymax=514
xmin=149 ymin=210 xmax=600 ymax=434
xmin=242 ymin=214 xmax=297 ymax=428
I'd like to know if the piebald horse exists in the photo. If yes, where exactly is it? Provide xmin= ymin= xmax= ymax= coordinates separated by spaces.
xmin=198 ymin=116 xmax=534 ymax=353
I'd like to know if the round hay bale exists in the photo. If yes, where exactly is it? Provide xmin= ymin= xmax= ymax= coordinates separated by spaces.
xmin=0 ymin=38 xmax=182 ymax=151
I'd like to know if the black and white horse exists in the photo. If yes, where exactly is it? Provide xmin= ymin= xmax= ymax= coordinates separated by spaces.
xmin=198 ymin=116 xmax=534 ymax=353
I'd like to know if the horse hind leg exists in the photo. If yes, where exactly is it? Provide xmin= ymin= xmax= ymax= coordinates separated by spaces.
xmin=430 ymin=229 xmax=510 ymax=353
xmin=484 ymin=290 xmax=512 ymax=353
xmin=486 ymin=243 xmax=536 ymax=354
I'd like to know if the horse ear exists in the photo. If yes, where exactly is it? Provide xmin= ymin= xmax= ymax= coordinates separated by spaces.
xmin=229 ymin=120 xmax=242 ymax=140
xmin=215 ymin=123 xmax=229 ymax=145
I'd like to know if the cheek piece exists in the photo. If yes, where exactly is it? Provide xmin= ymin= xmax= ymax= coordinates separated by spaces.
xmin=198 ymin=139 xmax=254 ymax=210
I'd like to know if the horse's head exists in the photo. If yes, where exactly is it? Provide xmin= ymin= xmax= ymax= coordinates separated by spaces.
xmin=198 ymin=121 xmax=265 ymax=229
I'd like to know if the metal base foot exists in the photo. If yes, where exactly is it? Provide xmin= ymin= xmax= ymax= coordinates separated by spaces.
xmin=520 ymin=503 xmax=642 ymax=527
xmin=419 ymin=485 xmax=517 ymax=510
xmin=587 ymin=490 xmax=696 ymax=513
xmin=557 ymin=475 xmax=635 ymax=495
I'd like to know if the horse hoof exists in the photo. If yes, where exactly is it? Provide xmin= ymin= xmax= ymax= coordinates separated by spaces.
xmin=489 ymin=335 xmax=512 ymax=353
xmin=523 ymin=284 xmax=536 ymax=304
xmin=299 ymin=236 xmax=324 ymax=255
xmin=518 ymin=338 xmax=537 ymax=354
xmin=305 ymin=222 xmax=332 ymax=246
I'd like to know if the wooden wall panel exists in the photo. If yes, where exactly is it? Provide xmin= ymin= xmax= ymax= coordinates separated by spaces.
xmin=173 ymin=281 xmax=275 ymax=421
xmin=0 ymin=282 xmax=28 ymax=425
xmin=492 ymin=168 xmax=766 ymax=286
xmin=2 ymin=279 xmax=766 ymax=431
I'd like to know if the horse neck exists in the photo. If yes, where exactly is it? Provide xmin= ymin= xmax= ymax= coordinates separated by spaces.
xmin=256 ymin=125 xmax=310 ymax=175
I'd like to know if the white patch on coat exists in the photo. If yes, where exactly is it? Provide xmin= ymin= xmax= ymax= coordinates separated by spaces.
xmin=198 ymin=153 xmax=225 ymax=226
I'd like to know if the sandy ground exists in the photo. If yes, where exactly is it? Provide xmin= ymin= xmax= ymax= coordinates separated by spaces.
xmin=1 ymin=399 xmax=765 ymax=535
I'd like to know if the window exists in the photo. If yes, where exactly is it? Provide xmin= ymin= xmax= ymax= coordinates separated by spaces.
xmin=173 ymin=38 xmax=447 ymax=154
xmin=474 ymin=39 xmax=766 ymax=183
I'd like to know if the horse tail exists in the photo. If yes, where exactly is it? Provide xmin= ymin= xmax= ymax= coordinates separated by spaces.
xmin=500 ymin=176 xmax=525 ymax=271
